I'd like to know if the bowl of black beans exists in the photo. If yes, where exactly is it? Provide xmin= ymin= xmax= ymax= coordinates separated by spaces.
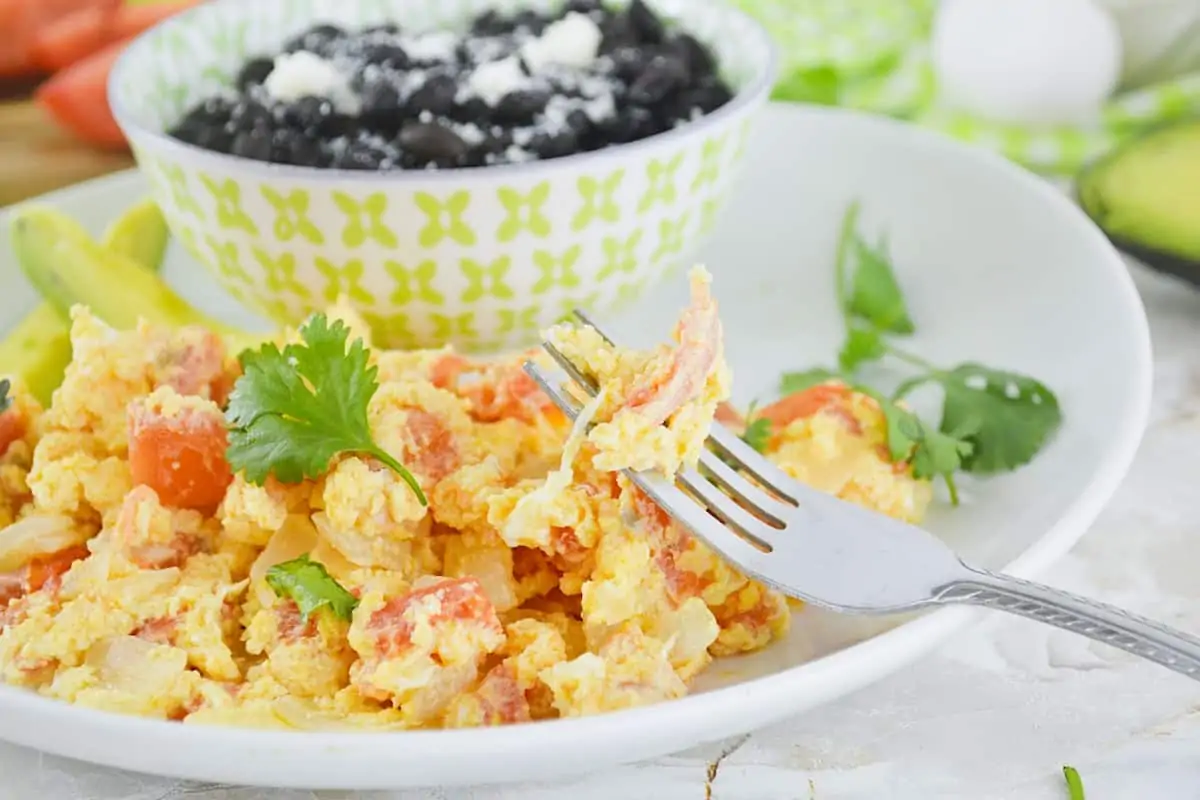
xmin=109 ymin=0 xmax=777 ymax=350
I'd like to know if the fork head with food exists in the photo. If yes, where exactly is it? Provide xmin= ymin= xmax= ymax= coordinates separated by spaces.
xmin=530 ymin=271 xmax=1200 ymax=683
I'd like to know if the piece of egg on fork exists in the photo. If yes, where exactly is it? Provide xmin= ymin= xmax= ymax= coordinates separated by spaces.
xmin=931 ymin=0 xmax=1123 ymax=127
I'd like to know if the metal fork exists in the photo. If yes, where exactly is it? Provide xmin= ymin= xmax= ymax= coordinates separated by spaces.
xmin=523 ymin=310 xmax=1200 ymax=681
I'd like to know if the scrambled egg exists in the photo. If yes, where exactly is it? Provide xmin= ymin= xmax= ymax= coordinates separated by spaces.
xmin=0 ymin=267 xmax=930 ymax=729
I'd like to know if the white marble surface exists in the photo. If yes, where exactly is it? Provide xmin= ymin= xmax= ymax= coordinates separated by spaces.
xmin=4 ymin=262 xmax=1200 ymax=799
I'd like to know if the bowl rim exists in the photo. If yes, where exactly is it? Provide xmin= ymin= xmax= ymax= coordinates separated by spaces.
xmin=108 ymin=0 xmax=780 ymax=183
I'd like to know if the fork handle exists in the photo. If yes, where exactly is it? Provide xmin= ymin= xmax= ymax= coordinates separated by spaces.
xmin=938 ymin=568 xmax=1200 ymax=681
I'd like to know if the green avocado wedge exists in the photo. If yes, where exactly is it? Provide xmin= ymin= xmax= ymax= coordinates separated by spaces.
xmin=1077 ymin=120 xmax=1200 ymax=287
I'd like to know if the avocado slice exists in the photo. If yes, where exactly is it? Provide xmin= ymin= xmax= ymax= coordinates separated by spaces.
xmin=1077 ymin=120 xmax=1200 ymax=286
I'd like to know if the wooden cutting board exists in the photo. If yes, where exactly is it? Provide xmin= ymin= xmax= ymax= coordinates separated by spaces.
xmin=0 ymin=88 xmax=134 ymax=207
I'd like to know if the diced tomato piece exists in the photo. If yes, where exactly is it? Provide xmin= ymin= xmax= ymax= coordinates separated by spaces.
xmin=23 ymin=544 xmax=89 ymax=594
xmin=31 ymin=0 xmax=198 ymax=72
xmin=402 ymin=409 xmax=459 ymax=481
xmin=0 ymin=407 xmax=27 ymax=457
xmin=127 ymin=399 xmax=233 ymax=512
xmin=34 ymin=35 xmax=131 ymax=149
xmin=275 ymin=600 xmax=317 ymax=643
xmin=755 ymin=384 xmax=858 ymax=431
xmin=132 ymin=615 xmax=178 ymax=645
xmin=713 ymin=401 xmax=746 ymax=436
xmin=473 ymin=665 xmax=531 ymax=726
xmin=156 ymin=329 xmax=230 ymax=403
xmin=368 ymin=578 xmax=500 ymax=656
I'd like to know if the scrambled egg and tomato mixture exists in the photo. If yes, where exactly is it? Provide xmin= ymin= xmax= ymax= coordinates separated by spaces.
xmin=0 ymin=268 xmax=930 ymax=730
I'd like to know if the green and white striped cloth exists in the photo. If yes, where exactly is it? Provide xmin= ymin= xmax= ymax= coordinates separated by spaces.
xmin=733 ymin=0 xmax=1200 ymax=174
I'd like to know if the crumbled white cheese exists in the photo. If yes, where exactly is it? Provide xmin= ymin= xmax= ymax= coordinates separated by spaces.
xmin=504 ymin=144 xmax=536 ymax=163
xmin=403 ymin=30 xmax=459 ymax=63
xmin=583 ymin=91 xmax=616 ymax=122
xmin=520 ymin=12 xmax=602 ymax=73
xmin=468 ymin=56 xmax=530 ymax=105
xmin=264 ymin=51 xmax=361 ymax=114
xmin=457 ymin=122 xmax=486 ymax=145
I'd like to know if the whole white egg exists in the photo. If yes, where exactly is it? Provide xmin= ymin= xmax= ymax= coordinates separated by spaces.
xmin=931 ymin=0 xmax=1124 ymax=126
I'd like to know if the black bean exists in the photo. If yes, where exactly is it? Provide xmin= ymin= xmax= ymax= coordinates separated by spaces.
xmin=600 ymin=14 xmax=638 ymax=53
xmin=407 ymin=74 xmax=458 ymax=117
xmin=362 ymin=22 xmax=401 ymax=35
xmin=684 ymin=77 xmax=733 ymax=113
xmin=603 ymin=105 xmax=655 ymax=143
xmin=608 ymin=45 xmax=651 ymax=82
xmin=283 ymin=22 xmax=346 ymax=55
xmin=361 ymin=41 xmax=409 ymax=68
xmin=359 ymin=81 xmax=406 ymax=131
xmin=512 ymin=9 xmax=549 ymax=34
xmin=280 ymin=96 xmax=337 ymax=133
xmin=667 ymin=33 xmax=716 ymax=81
xmin=471 ymin=9 xmax=510 ymax=36
xmin=229 ymin=99 xmax=274 ymax=133
xmin=451 ymin=96 xmax=491 ymax=125
xmin=398 ymin=121 xmax=470 ymax=162
xmin=272 ymin=129 xmax=329 ymax=166
xmin=565 ymin=109 xmax=594 ymax=136
xmin=235 ymin=57 xmax=275 ymax=91
xmin=627 ymin=0 xmax=665 ymax=44
xmin=566 ymin=0 xmax=602 ymax=13
xmin=629 ymin=54 xmax=689 ymax=106
xmin=527 ymin=129 xmax=579 ymax=160
xmin=494 ymin=89 xmax=550 ymax=125
xmin=231 ymin=129 xmax=274 ymax=161
xmin=192 ymin=125 xmax=236 ymax=153
xmin=334 ymin=142 xmax=385 ymax=170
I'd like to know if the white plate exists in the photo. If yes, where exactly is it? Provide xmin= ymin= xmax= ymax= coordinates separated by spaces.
xmin=0 ymin=104 xmax=1151 ymax=790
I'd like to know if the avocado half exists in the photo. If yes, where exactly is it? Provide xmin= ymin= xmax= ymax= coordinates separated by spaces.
xmin=1077 ymin=120 xmax=1200 ymax=287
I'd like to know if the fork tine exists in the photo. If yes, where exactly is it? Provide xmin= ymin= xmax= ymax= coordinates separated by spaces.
xmin=705 ymin=425 xmax=801 ymax=506
xmin=697 ymin=449 xmax=792 ymax=524
xmin=676 ymin=467 xmax=777 ymax=548
xmin=571 ymin=308 xmax=611 ymax=345
xmin=522 ymin=361 xmax=585 ymax=423
xmin=569 ymin=307 xmax=801 ymax=505
xmin=634 ymin=470 xmax=776 ymax=572
xmin=523 ymin=360 xmax=778 ymax=563
xmin=540 ymin=339 xmax=600 ymax=396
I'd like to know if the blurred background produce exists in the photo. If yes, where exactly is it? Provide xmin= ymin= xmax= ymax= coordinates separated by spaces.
xmin=0 ymin=0 xmax=198 ymax=204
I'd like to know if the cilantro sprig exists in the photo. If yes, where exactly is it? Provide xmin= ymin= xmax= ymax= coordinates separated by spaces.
xmin=1062 ymin=765 xmax=1085 ymax=800
xmin=775 ymin=202 xmax=1062 ymax=504
xmin=740 ymin=400 xmax=772 ymax=453
xmin=225 ymin=314 xmax=426 ymax=504
xmin=0 ymin=379 xmax=11 ymax=414
xmin=266 ymin=554 xmax=359 ymax=622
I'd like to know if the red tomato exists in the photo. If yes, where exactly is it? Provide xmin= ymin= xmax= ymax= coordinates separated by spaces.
xmin=34 ymin=34 xmax=132 ymax=149
xmin=127 ymin=399 xmax=233 ymax=513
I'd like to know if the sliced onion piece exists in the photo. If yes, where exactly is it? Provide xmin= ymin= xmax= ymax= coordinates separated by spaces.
xmin=0 ymin=515 xmax=90 ymax=573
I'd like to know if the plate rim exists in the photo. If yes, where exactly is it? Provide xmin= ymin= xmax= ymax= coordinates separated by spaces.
xmin=0 ymin=103 xmax=1154 ymax=788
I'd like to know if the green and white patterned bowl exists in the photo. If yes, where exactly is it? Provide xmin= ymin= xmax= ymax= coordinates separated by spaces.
xmin=108 ymin=0 xmax=777 ymax=351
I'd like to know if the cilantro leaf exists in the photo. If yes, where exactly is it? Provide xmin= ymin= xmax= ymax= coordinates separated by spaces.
xmin=872 ymin=392 xmax=973 ymax=504
xmin=838 ymin=325 xmax=886 ymax=372
xmin=225 ymin=313 xmax=426 ymax=504
xmin=0 ymin=379 xmax=11 ymax=414
xmin=780 ymin=367 xmax=841 ymax=396
xmin=845 ymin=235 xmax=915 ymax=334
xmin=265 ymin=554 xmax=359 ymax=622
xmin=742 ymin=417 xmax=772 ymax=453
xmin=937 ymin=364 xmax=1062 ymax=475
xmin=1062 ymin=766 xmax=1085 ymax=800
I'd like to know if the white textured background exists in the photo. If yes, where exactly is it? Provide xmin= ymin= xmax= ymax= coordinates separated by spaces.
xmin=4 ymin=263 xmax=1200 ymax=799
